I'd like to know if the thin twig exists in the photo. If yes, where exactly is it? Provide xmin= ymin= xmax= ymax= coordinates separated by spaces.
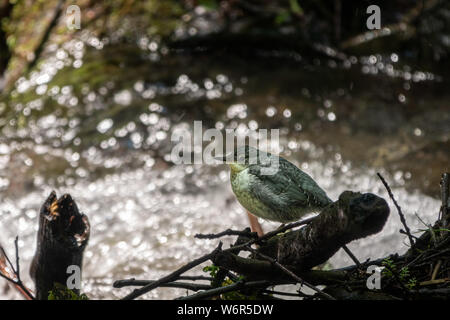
xmin=0 ymin=238 xmax=35 ymax=300
xmin=263 ymin=289 xmax=309 ymax=298
xmin=224 ymin=216 xmax=317 ymax=254
xmin=439 ymin=173 xmax=449 ymax=232
xmin=195 ymin=228 xmax=258 ymax=240
xmin=377 ymin=173 xmax=415 ymax=249
xmin=14 ymin=236 xmax=20 ymax=281
xmin=114 ymin=279 xmax=211 ymax=291
xmin=0 ymin=245 xmax=15 ymax=273
xmin=400 ymin=229 xmax=421 ymax=241
xmin=178 ymin=275 xmax=214 ymax=282
xmin=176 ymin=280 xmax=275 ymax=300
xmin=431 ymin=260 xmax=442 ymax=281
xmin=341 ymin=245 xmax=361 ymax=268
xmin=244 ymin=246 xmax=336 ymax=300
xmin=417 ymin=248 xmax=450 ymax=265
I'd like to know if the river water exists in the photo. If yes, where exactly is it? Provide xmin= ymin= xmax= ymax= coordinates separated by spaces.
xmin=0 ymin=33 xmax=448 ymax=299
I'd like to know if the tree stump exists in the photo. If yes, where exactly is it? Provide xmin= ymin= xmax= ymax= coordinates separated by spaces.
xmin=30 ymin=191 xmax=90 ymax=300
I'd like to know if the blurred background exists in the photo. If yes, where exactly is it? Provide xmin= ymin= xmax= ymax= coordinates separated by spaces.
xmin=0 ymin=0 xmax=449 ymax=299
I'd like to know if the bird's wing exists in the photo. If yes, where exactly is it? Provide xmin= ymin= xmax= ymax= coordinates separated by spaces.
xmin=248 ymin=156 xmax=332 ymax=209
xmin=248 ymin=163 xmax=309 ymax=210
xmin=278 ymin=157 xmax=332 ymax=206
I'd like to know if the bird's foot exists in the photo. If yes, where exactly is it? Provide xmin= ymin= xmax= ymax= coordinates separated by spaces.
xmin=247 ymin=211 xmax=264 ymax=237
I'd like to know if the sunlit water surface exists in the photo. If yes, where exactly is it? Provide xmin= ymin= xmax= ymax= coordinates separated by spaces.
xmin=0 ymin=32 xmax=447 ymax=299
xmin=0 ymin=158 xmax=441 ymax=299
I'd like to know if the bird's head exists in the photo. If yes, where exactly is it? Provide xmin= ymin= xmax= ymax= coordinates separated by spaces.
xmin=215 ymin=145 xmax=272 ymax=173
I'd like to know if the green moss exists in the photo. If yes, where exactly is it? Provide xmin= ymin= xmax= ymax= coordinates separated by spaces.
xmin=203 ymin=264 xmax=219 ymax=278
xmin=48 ymin=283 xmax=89 ymax=300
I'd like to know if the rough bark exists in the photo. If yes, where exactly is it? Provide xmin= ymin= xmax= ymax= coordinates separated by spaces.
xmin=29 ymin=191 xmax=90 ymax=300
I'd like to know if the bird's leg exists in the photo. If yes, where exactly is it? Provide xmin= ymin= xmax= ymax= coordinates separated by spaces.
xmin=247 ymin=211 xmax=264 ymax=237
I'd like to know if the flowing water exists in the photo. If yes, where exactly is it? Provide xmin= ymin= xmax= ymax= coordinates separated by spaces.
xmin=0 ymin=33 xmax=448 ymax=299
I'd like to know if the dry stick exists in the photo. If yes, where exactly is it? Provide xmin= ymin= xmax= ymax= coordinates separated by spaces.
xmin=14 ymin=237 xmax=35 ymax=300
xmin=245 ymin=246 xmax=336 ymax=300
xmin=196 ymin=229 xmax=258 ymax=240
xmin=176 ymin=280 xmax=276 ymax=300
xmin=0 ymin=238 xmax=35 ymax=300
xmin=12 ymin=236 xmax=34 ymax=299
xmin=120 ymin=243 xmax=223 ymax=300
xmin=263 ymin=289 xmax=310 ymax=298
xmin=114 ymin=279 xmax=211 ymax=291
xmin=439 ymin=173 xmax=449 ymax=219
xmin=224 ymin=216 xmax=317 ymax=254
xmin=0 ymin=268 xmax=33 ymax=300
xmin=440 ymin=173 xmax=449 ymax=233
xmin=197 ymin=216 xmax=315 ymax=243
xmin=14 ymin=236 xmax=20 ymax=281
xmin=341 ymin=245 xmax=361 ymax=268
xmin=114 ymin=275 xmax=213 ymax=283
xmin=178 ymin=275 xmax=213 ymax=281
xmin=418 ymin=248 xmax=450 ymax=265
xmin=377 ymin=173 xmax=415 ymax=249
xmin=114 ymin=275 xmax=213 ymax=287
xmin=431 ymin=260 xmax=442 ymax=281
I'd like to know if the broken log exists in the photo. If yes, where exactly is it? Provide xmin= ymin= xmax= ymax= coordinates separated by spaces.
xmin=213 ymin=191 xmax=390 ymax=279
xmin=30 ymin=191 xmax=90 ymax=300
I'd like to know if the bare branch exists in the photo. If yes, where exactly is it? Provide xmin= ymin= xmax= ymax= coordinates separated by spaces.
xmin=223 ymin=216 xmax=317 ymax=255
xmin=341 ymin=245 xmax=361 ymax=268
xmin=0 ymin=239 xmax=35 ymax=300
xmin=195 ymin=228 xmax=258 ymax=240
xmin=439 ymin=173 xmax=449 ymax=231
xmin=176 ymin=280 xmax=279 ymax=300
xmin=377 ymin=173 xmax=415 ymax=249
xmin=113 ymin=279 xmax=211 ymax=292
xmin=14 ymin=236 xmax=20 ymax=281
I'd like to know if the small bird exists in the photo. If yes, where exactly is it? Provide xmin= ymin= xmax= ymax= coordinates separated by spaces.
xmin=218 ymin=145 xmax=332 ymax=235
